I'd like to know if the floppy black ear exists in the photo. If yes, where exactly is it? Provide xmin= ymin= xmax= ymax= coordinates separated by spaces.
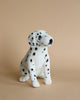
xmin=28 ymin=32 xmax=36 ymax=47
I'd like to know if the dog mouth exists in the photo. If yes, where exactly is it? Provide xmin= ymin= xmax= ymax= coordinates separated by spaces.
xmin=41 ymin=43 xmax=48 ymax=46
xmin=37 ymin=41 xmax=51 ymax=46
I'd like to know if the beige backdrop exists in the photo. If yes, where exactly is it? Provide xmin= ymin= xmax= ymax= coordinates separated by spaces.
xmin=0 ymin=0 xmax=80 ymax=100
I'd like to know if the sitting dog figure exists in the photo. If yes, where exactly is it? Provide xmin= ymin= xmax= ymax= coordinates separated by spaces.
xmin=19 ymin=30 xmax=54 ymax=87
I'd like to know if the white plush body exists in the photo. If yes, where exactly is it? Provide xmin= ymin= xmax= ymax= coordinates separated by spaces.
xmin=19 ymin=30 xmax=53 ymax=87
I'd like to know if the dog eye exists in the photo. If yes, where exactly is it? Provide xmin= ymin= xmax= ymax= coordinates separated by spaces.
xmin=38 ymin=35 xmax=42 ymax=40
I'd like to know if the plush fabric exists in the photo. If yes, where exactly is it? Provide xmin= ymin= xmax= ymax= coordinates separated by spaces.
xmin=19 ymin=30 xmax=54 ymax=87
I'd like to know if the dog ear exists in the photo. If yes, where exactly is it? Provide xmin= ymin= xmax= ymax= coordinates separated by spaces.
xmin=28 ymin=32 xmax=36 ymax=47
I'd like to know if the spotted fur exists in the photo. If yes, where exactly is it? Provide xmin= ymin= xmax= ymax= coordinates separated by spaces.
xmin=19 ymin=30 xmax=54 ymax=88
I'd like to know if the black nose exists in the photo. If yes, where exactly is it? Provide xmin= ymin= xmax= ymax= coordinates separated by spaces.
xmin=49 ymin=39 xmax=53 ymax=44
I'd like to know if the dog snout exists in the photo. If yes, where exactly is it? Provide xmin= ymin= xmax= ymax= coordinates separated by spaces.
xmin=49 ymin=39 xmax=53 ymax=44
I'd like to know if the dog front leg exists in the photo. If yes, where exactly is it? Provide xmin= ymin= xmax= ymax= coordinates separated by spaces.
xmin=28 ymin=57 xmax=40 ymax=88
xmin=44 ymin=56 xmax=52 ymax=85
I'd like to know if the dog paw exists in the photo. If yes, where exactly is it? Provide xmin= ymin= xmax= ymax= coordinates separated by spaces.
xmin=32 ymin=80 xmax=40 ymax=88
xmin=44 ymin=79 xmax=52 ymax=85
xmin=19 ymin=76 xmax=29 ymax=82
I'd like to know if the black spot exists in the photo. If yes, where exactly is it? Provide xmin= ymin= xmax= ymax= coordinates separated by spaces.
xmin=33 ymin=43 xmax=34 ymax=46
xmin=46 ymin=59 xmax=49 ymax=62
xmin=36 ymin=43 xmax=38 ymax=45
xmin=36 ymin=36 xmax=37 ymax=38
xmin=22 ymin=69 xmax=25 ymax=71
xmin=47 ymin=68 xmax=49 ymax=71
xmin=34 ymin=75 xmax=36 ymax=77
xmin=30 ymin=47 xmax=32 ymax=50
xmin=45 ymin=54 xmax=47 ymax=57
xmin=48 ymin=72 xmax=49 ymax=74
xmin=37 ymin=33 xmax=39 ymax=35
xmin=38 ymin=35 xmax=42 ymax=40
xmin=45 ymin=65 xmax=47 ymax=67
xmin=29 ymin=42 xmax=31 ymax=45
xmin=44 ymin=48 xmax=46 ymax=51
xmin=25 ymin=72 xmax=27 ymax=75
xmin=30 ymin=59 xmax=32 ymax=62
xmin=35 ymin=47 xmax=38 ymax=50
xmin=33 ymin=52 xmax=35 ymax=56
xmin=32 ymin=37 xmax=34 ymax=40
xmin=31 ymin=68 xmax=33 ymax=71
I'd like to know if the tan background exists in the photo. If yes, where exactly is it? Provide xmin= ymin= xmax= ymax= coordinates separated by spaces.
xmin=0 ymin=0 xmax=80 ymax=100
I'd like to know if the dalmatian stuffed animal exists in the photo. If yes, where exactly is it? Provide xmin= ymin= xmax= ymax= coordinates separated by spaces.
xmin=19 ymin=30 xmax=54 ymax=88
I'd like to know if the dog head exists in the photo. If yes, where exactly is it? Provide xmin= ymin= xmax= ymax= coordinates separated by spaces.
xmin=28 ymin=30 xmax=54 ymax=47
